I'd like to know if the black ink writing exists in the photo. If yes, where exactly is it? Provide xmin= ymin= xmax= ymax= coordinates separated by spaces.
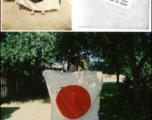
xmin=121 ymin=0 xmax=128 ymax=3
xmin=116 ymin=0 xmax=119 ymax=3
xmin=120 ymin=2 xmax=127 ymax=6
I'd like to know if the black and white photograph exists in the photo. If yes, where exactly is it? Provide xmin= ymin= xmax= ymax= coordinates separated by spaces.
xmin=72 ymin=0 xmax=151 ymax=31
xmin=1 ymin=0 xmax=71 ymax=30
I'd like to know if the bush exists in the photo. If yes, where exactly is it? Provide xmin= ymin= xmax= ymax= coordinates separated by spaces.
xmin=0 ymin=95 xmax=8 ymax=105
xmin=118 ymin=76 xmax=135 ymax=104
xmin=118 ymin=75 xmax=151 ymax=108
xmin=139 ymin=75 xmax=151 ymax=107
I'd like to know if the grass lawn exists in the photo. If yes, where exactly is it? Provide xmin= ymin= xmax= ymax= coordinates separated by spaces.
xmin=99 ymin=82 xmax=151 ymax=120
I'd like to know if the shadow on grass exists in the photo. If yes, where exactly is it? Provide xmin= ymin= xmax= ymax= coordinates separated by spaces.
xmin=9 ymin=96 xmax=50 ymax=103
xmin=1 ymin=107 xmax=20 ymax=120
xmin=99 ymin=82 xmax=151 ymax=120
xmin=1 ymin=95 xmax=51 ymax=104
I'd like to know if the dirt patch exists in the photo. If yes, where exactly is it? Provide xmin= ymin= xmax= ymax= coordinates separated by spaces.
xmin=1 ymin=101 xmax=51 ymax=120
xmin=1 ymin=0 xmax=71 ymax=30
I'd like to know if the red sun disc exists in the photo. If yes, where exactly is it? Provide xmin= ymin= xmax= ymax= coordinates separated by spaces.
xmin=56 ymin=85 xmax=91 ymax=119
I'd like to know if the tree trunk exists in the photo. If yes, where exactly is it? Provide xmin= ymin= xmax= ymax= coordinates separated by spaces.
xmin=132 ymin=69 xmax=141 ymax=106
xmin=67 ymin=61 xmax=70 ymax=71
xmin=6 ymin=70 xmax=10 ymax=100
xmin=125 ymin=35 xmax=142 ymax=106
xmin=116 ymin=72 xmax=120 ymax=84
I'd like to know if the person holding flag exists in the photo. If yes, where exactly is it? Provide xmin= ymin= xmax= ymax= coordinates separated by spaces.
xmin=69 ymin=64 xmax=78 ymax=73
xmin=43 ymin=63 xmax=103 ymax=120
xmin=18 ymin=0 xmax=60 ymax=15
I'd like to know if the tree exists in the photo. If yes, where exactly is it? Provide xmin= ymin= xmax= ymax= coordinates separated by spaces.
xmin=1 ymin=32 xmax=58 ymax=96
xmin=88 ymin=33 xmax=130 ymax=83
xmin=1 ymin=32 xmax=58 ymax=73
xmin=0 ymin=32 xmax=92 ymax=96
xmin=89 ymin=32 xmax=151 ymax=106
xmin=124 ymin=32 xmax=151 ymax=106
xmin=53 ymin=32 xmax=91 ymax=70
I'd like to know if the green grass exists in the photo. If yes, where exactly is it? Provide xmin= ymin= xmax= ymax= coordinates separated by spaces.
xmin=1 ymin=95 xmax=50 ymax=104
xmin=1 ymin=107 xmax=20 ymax=120
xmin=99 ymin=82 xmax=151 ymax=120
xmin=1 ymin=94 xmax=9 ymax=105
xmin=9 ymin=95 xmax=50 ymax=103
xmin=0 ymin=94 xmax=7 ymax=98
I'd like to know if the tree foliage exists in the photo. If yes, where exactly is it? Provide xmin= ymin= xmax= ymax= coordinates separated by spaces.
xmin=54 ymin=32 xmax=91 ymax=70
xmin=1 ymin=32 xmax=59 ymax=75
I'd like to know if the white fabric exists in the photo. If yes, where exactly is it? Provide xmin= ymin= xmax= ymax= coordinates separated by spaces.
xmin=43 ymin=70 xmax=103 ymax=120
xmin=18 ymin=0 xmax=60 ymax=11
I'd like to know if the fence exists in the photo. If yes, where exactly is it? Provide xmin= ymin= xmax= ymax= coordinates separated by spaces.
xmin=0 ymin=77 xmax=8 ymax=97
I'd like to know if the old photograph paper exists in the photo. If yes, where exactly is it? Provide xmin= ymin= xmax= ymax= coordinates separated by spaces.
xmin=1 ymin=0 xmax=71 ymax=31
xmin=72 ymin=0 xmax=150 ymax=31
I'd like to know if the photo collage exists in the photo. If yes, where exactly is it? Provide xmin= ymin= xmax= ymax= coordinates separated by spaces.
xmin=1 ymin=0 xmax=151 ymax=120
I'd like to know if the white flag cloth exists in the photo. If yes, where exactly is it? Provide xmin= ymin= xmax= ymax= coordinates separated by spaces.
xmin=43 ymin=70 xmax=103 ymax=120
xmin=18 ymin=0 xmax=60 ymax=11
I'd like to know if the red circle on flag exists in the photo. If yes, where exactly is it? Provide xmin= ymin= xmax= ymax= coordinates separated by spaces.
xmin=56 ymin=85 xmax=91 ymax=119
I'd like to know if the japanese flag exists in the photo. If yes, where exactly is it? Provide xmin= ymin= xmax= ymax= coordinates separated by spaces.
xmin=43 ymin=70 xmax=103 ymax=120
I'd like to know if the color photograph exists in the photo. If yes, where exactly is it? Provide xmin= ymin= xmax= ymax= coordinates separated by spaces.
xmin=1 ymin=32 xmax=151 ymax=120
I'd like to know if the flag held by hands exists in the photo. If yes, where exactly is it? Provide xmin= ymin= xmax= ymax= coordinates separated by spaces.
xmin=43 ymin=70 xmax=103 ymax=120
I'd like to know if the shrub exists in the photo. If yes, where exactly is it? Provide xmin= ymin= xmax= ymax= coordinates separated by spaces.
xmin=118 ymin=76 xmax=135 ymax=104
xmin=118 ymin=75 xmax=151 ymax=108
